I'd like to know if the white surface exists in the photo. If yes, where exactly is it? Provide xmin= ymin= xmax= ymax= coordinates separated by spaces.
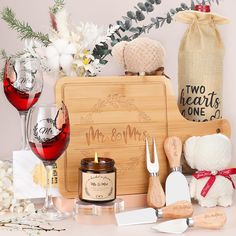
xmin=0 ymin=0 xmax=235 ymax=167
xmin=1 ymin=196 xmax=236 ymax=236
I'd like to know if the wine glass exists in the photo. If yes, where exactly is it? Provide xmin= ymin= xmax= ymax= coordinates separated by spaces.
xmin=3 ymin=57 xmax=43 ymax=149
xmin=27 ymin=103 xmax=70 ymax=221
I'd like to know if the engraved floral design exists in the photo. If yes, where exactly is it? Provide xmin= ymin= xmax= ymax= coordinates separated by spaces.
xmin=33 ymin=118 xmax=57 ymax=143
xmin=80 ymin=93 xmax=151 ymax=124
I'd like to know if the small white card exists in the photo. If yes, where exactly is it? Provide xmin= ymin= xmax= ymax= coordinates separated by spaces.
xmin=13 ymin=150 xmax=60 ymax=199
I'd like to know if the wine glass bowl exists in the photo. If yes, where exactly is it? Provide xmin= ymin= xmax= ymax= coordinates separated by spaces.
xmin=28 ymin=104 xmax=70 ymax=163
xmin=27 ymin=103 xmax=70 ymax=221
xmin=3 ymin=57 xmax=43 ymax=111
xmin=3 ymin=57 xmax=43 ymax=149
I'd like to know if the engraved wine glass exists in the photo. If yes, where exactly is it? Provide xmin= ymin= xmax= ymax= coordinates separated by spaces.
xmin=27 ymin=102 xmax=70 ymax=221
xmin=3 ymin=57 xmax=43 ymax=149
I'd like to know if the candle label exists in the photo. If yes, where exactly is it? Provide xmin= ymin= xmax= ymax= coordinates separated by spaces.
xmin=82 ymin=172 xmax=115 ymax=201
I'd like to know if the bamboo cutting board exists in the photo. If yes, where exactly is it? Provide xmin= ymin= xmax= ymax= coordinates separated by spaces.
xmin=56 ymin=76 xmax=230 ymax=198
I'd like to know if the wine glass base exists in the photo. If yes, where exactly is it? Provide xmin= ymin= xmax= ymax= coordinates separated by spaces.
xmin=37 ymin=207 xmax=71 ymax=221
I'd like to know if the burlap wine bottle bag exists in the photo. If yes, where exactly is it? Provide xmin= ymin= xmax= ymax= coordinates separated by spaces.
xmin=176 ymin=11 xmax=229 ymax=122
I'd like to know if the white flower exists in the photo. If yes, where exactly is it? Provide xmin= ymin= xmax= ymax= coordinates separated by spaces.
xmin=76 ymin=22 xmax=103 ymax=50
xmin=0 ymin=160 xmax=35 ymax=214
xmin=45 ymin=39 xmax=76 ymax=75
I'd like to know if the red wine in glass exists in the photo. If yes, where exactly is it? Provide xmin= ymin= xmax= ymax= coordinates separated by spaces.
xmin=29 ymin=123 xmax=70 ymax=162
xmin=3 ymin=77 xmax=41 ymax=111
xmin=3 ymin=58 xmax=43 ymax=149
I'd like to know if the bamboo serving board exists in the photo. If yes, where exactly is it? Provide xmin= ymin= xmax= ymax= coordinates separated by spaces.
xmin=56 ymin=76 xmax=230 ymax=198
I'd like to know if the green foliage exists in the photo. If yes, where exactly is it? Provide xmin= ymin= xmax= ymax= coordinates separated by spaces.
xmin=50 ymin=0 xmax=65 ymax=14
xmin=0 ymin=0 xmax=223 ymax=70
xmin=107 ymin=0 xmax=221 ymax=49
xmin=1 ymin=7 xmax=51 ymax=46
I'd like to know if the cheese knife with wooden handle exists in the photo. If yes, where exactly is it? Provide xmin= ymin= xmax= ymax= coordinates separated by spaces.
xmin=152 ymin=208 xmax=227 ymax=234
xmin=115 ymin=200 xmax=193 ymax=226
xmin=164 ymin=136 xmax=191 ymax=205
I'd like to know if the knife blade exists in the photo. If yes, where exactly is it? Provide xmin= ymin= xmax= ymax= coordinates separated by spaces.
xmin=165 ymin=171 xmax=190 ymax=205
xmin=164 ymin=136 xmax=191 ymax=205
xmin=115 ymin=201 xmax=193 ymax=226
xmin=152 ymin=208 xmax=227 ymax=234
xmin=152 ymin=218 xmax=188 ymax=234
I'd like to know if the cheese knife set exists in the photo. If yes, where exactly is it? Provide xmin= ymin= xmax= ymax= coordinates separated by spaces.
xmin=115 ymin=136 xmax=227 ymax=233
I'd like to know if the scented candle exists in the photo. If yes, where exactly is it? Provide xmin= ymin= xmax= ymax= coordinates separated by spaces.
xmin=79 ymin=153 xmax=116 ymax=203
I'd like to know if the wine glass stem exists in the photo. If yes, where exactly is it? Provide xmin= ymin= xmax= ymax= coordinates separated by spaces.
xmin=43 ymin=163 xmax=54 ymax=210
xmin=19 ymin=111 xmax=28 ymax=150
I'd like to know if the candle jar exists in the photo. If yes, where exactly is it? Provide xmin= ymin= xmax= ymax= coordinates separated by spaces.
xmin=79 ymin=158 xmax=116 ymax=203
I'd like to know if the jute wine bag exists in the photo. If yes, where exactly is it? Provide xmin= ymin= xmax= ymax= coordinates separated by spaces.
xmin=176 ymin=11 xmax=229 ymax=122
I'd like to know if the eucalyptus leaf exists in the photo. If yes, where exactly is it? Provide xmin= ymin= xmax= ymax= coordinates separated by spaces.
xmin=115 ymin=30 xmax=122 ymax=38
xmin=129 ymin=27 xmax=140 ymax=33
xmin=136 ymin=10 xmax=145 ymax=21
xmin=121 ymin=35 xmax=129 ymax=41
xmin=145 ymin=2 xmax=154 ymax=12
xmin=127 ymin=11 xmax=136 ymax=20
xmin=124 ymin=20 xmax=132 ymax=30
xmin=176 ymin=7 xmax=182 ymax=12
xmin=132 ymin=33 xmax=140 ymax=40
xmin=111 ymin=39 xmax=119 ymax=47
xmin=166 ymin=12 xmax=172 ymax=24
xmin=99 ymin=59 xmax=108 ymax=65
xmin=100 ymin=43 xmax=109 ymax=50
xmin=180 ymin=3 xmax=189 ymax=9
xmin=154 ymin=0 xmax=162 ymax=4
xmin=110 ymin=34 xmax=115 ymax=41
xmin=170 ymin=8 xmax=176 ymax=14
xmin=137 ymin=2 xmax=146 ymax=11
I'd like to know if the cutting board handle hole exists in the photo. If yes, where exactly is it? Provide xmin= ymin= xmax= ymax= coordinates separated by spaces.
xmin=216 ymin=128 xmax=221 ymax=133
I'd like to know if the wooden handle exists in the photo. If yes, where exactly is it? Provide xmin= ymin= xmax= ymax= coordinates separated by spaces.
xmin=147 ymin=175 xmax=165 ymax=209
xmin=161 ymin=200 xmax=193 ymax=219
xmin=193 ymin=209 xmax=227 ymax=229
xmin=164 ymin=136 xmax=182 ymax=168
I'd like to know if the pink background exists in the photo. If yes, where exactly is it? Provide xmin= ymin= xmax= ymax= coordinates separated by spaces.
xmin=0 ymin=0 xmax=235 ymax=164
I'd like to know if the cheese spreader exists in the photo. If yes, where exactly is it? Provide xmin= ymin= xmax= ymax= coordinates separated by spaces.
xmin=152 ymin=208 xmax=227 ymax=234
xmin=115 ymin=200 xmax=193 ymax=226
xmin=164 ymin=136 xmax=191 ymax=205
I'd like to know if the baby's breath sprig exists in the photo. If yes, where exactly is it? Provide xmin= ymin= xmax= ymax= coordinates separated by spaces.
xmin=50 ymin=0 xmax=65 ymax=14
